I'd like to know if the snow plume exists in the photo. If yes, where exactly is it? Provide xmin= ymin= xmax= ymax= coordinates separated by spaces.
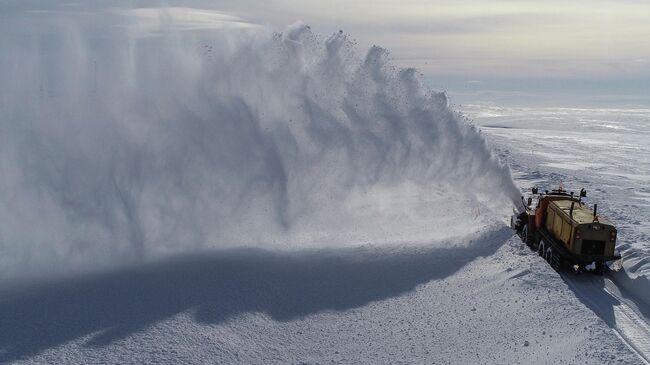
xmin=0 ymin=12 xmax=519 ymax=278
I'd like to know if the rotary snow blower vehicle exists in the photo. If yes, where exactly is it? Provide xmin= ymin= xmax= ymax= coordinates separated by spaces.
xmin=511 ymin=186 xmax=621 ymax=274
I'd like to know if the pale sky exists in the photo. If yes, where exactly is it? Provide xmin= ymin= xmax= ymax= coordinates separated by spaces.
xmin=2 ymin=0 xmax=649 ymax=105
xmin=209 ymin=0 xmax=650 ymax=105
xmin=232 ymin=0 xmax=650 ymax=79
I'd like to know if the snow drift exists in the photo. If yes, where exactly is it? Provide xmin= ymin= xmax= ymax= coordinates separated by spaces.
xmin=0 ymin=10 xmax=519 ymax=279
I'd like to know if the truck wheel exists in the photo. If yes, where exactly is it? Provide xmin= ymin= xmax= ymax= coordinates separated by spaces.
xmin=545 ymin=248 xmax=552 ymax=263
xmin=549 ymin=249 xmax=562 ymax=271
xmin=594 ymin=261 xmax=605 ymax=276
xmin=521 ymin=225 xmax=529 ymax=246
xmin=538 ymin=241 xmax=545 ymax=257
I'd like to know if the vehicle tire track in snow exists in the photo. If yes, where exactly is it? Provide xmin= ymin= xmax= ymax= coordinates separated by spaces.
xmin=562 ymin=273 xmax=650 ymax=364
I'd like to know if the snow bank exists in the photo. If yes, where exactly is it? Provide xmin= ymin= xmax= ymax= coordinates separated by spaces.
xmin=612 ymin=250 xmax=650 ymax=309
xmin=0 ymin=11 xmax=519 ymax=278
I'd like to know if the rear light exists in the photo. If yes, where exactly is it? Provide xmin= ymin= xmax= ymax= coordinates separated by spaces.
xmin=610 ymin=230 xmax=617 ymax=242
xmin=575 ymin=229 xmax=581 ymax=240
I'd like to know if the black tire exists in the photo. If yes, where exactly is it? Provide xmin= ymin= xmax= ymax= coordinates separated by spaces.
xmin=549 ymin=249 xmax=562 ymax=271
xmin=521 ymin=225 xmax=529 ymax=246
xmin=538 ymin=241 xmax=545 ymax=257
xmin=545 ymin=248 xmax=552 ymax=263
xmin=594 ymin=261 xmax=605 ymax=276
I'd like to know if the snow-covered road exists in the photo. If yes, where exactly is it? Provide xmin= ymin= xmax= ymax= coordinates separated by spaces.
xmin=563 ymin=274 xmax=650 ymax=364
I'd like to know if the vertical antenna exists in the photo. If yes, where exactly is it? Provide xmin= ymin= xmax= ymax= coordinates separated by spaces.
xmin=93 ymin=59 xmax=97 ymax=95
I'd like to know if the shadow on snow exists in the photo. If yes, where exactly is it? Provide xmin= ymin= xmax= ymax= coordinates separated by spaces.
xmin=0 ymin=227 xmax=512 ymax=362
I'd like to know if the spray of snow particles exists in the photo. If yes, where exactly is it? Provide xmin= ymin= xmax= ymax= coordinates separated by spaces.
xmin=0 ymin=12 xmax=520 ymax=278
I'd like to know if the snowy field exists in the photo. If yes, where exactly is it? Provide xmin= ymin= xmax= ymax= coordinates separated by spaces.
xmin=1 ymin=225 xmax=642 ymax=364
xmin=1 ymin=5 xmax=650 ymax=363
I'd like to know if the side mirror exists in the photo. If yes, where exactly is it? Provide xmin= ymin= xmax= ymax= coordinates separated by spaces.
xmin=532 ymin=187 xmax=538 ymax=194
xmin=527 ymin=197 xmax=532 ymax=206
xmin=580 ymin=188 xmax=587 ymax=197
